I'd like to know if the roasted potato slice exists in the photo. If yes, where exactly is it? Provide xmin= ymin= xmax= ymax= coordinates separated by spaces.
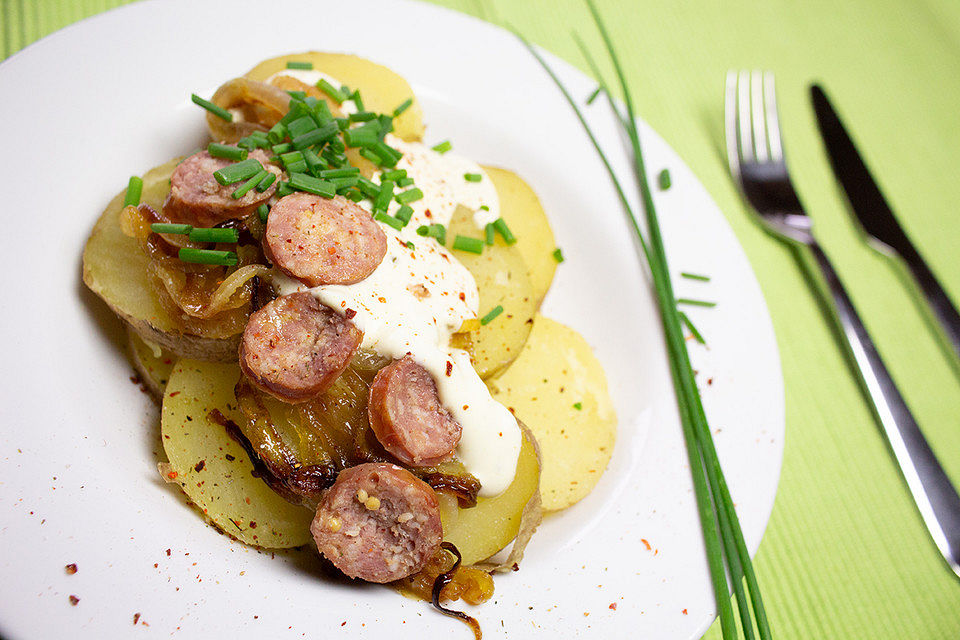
xmin=127 ymin=327 xmax=174 ymax=399
xmin=245 ymin=52 xmax=424 ymax=142
xmin=487 ymin=315 xmax=616 ymax=511
xmin=483 ymin=166 xmax=557 ymax=304
xmin=82 ymin=159 xmax=241 ymax=362
xmin=160 ymin=359 xmax=314 ymax=548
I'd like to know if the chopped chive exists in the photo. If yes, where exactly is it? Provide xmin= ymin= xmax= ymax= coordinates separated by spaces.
xmin=236 ymin=137 xmax=259 ymax=151
xmin=658 ymin=168 xmax=672 ymax=190
xmin=276 ymin=181 xmax=294 ymax=197
xmin=377 ymin=114 xmax=393 ymax=138
xmin=267 ymin=122 xmax=287 ymax=144
xmin=286 ymin=60 xmax=313 ymax=70
xmin=677 ymin=298 xmax=717 ymax=308
xmin=232 ymin=170 xmax=268 ymax=199
xmin=586 ymin=86 xmax=602 ymax=105
xmin=319 ymin=167 xmax=360 ymax=179
xmin=349 ymin=111 xmax=377 ymax=122
xmin=213 ymin=158 xmax=263 ymax=185
xmin=419 ymin=223 xmax=447 ymax=245
xmin=188 ymin=227 xmax=240 ymax=243
xmin=393 ymin=98 xmax=414 ymax=117
xmin=150 ymin=223 xmax=192 ymax=235
xmin=357 ymin=176 xmax=380 ymax=199
xmin=303 ymin=148 xmax=327 ymax=174
xmin=405 ymin=241 xmax=415 ymax=250
xmin=479 ymin=205 xmax=490 ymax=211
xmin=293 ymin=121 xmax=339 ymax=150
xmin=373 ymin=212 xmax=404 ymax=231
xmin=286 ymin=115 xmax=317 ymax=139
xmin=345 ymin=190 xmax=364 ymax=202
xmin=360 ymin=148 xmax=383 ymax=164
xmin=309 ymin=99 xmax=334 ymax=126
xmin=316 ymin=78 xmax=346 ymax=104
xmin=350 ymin=89 xmax=365 ymax=111
xmin=552 ymin=247 xmax=564 ymax=263
xmin=416 ymin=225 xmax=429 ymax=236
xmin=573 ymin=401 xmax=583 ymax=410
xmin=123 ymin=176 xmax=143 ymax=207
xmin=679 ymin=311 xmax=706 ymax=345
xmin=256 ymin=171 xmax=277 ymax=192
xmin=453 ymin=235 xmax=485 ymax=254
xmin=280 ymin=150 xmax=307 ymax=174
xmin=374 ymin=180 xmax=395 ymax=213
xmin=178 ymin=248 xmax=237 ymax=266
xmin=207 ymin=143 xmax=247 ymax=161
xmin=372 ymin=141 xmax=402 ymax=167
xmin=463 ymin=173 xmax=482 ymax=182
xmin=681 ymin=272 xmax=711 ymax=282
xmin=431 ymin=140 xmax=452 ymax=154
xmin=330 ymin=176 xmax=359 ymax=190
xmin=480 ymin=305 xmax=504 ymax=326
xmin=485 ymin=223 xmax=495 ymax=245
xmin=395 ymin=187 xmax=423 ymax=205
xmin=397 ymin=177 xmax=414 ymax=188
xmin=288 ymin=173 xmax=336 ymax=198
xmin=286 ymin=90 xmax=307 ymax=101
xmin=492 ymin=218 xmax=517 ymax=245
xmin=271 ymin=142 xmax=292 ymax=155
xmin=191 ymin=93 xmax=232 ymax=121
xmin=280 ymin=100 xmax=309 ymax=126
xmin=257 ymin=203 xmax=269 ymax=223
xmin=382 ymin=169 xmax=407 ymax=181
xmin=395 ymin=205 xmax=413 ymax=225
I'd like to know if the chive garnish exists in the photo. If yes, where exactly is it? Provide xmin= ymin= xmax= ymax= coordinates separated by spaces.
xmin=357 ymin=176 xmax=381 ymax=199
xmin=573 ymin=401 xmax=583 ymax=410
xmin=232 ymin=170 xmax=268 ymax=200
xmin=349 ymin=111 xmax=378 ymax=122
xmin=207 ymin=143 xmax=247 ymax=161
xmin=294 ymin=121 xmax=339 ymax=150
xmin=288 ymin=173 xmax=336 ymax=198
xmin=123 ymin=176 xmax=143 ymax=207
xmin=479 ymin=205 xmax=490 ymax=211
xmin=382 ymin=169 xmax=407 ymax=181
xmin=267 ymin=122 xmax=287 ymax=144
xmin=492 ymin=218 xmax=517 ymax=245
xmin=351 ymin=90 xmax=365 ymax=111
xmin=393 ymin=98 xmax=414 ymax=117
xmin=485 ymin=223 xmax=495 ymax=246
xmin=658 ymin=168 xmax=672 ymax=190
xmin=586 ymin=86 xmax=602 ymax=105
xmin=319 ymin=167 xmax=360 ymax=179
xmin=453 ymin=235 xmax=484 ymax=254
xmin=178 ymin=248 xmax=237 ymax=266
xmin=416 ymin=225 xmax=429 ymax=236
xmin=276 ymin=181 xmax=294 ymax=198
xmin=303 ymin=148 xmax=327 ymax=174
xmin=480 ymin=305 xmax=503 ymax=326
xmin=429 ymin=224 xmax=446 ymax=245
xmin=405 ymin=241 xmax=415 ymax=250
xmin=679 ymin=311 xmax=706 ymax=345
xmin=316 ymin=78 xmax=346 ymax=104
xmin=374 ymin=180 xmax=395 ymax=213
xmin=189 ymin=227 xmax=240 ymax=243
xmin=255 ymin=171 xmax=277 ymax=192
xmin=373 ymin=141 xmax=402 ymax=167
xmin=681 ymin=272 xmax=711 ymax=282
xmin=286 ymin=115 xmax=317 ymax=139
xmin=213 ymin=158 xmax=263 ymax=185
xmin=271 ymin=142 xmax=292 ymax=155
xmin=280 ymin=150 xmax=308 ymax=174
xmin=431 ymin=140 xmax=452 ymax=154
xmin=395 ymin=188 xmax=423 ymax=205
xmin=286 ymin=60 xmax=313 ymax=70
xmin=257 ymin=204 xmax=269 ymax=223
xmin=151 ymin=223 xmax=191 ymax=235
xmin=552 ymin=248 xmax=564 ymax=263
xmin=395 ymin=205 xmax=414 ymax=225
xmin=677 ymin=298 xmax=717 ymax=308
xmin=463 ymin=173 xmax=482 ymax=182
xmin=373 ymin=212 xmax=404 ymax=231
xmin=397 ymin=177 xmax=414 ymax=188
xmin=360 ymin=148 xmax=382 ymax=164
xmin=191 ymin=93 xmax=232 ymax=121
xmin=345 ymin=190 xmax=364 ymax=202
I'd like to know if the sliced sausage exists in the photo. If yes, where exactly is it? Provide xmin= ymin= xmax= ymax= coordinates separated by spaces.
xmin=239 ymin=292 xmax=362 ymax=402
xmin=163 ymin=148 xmax=280 ymax=227
xmin=368 ymin=356 xmax=462 ymax=467
xmin=264 ymin=193 xmax=387 ymax=286
xmin=310 ymin=463 xmax=443 ymax=583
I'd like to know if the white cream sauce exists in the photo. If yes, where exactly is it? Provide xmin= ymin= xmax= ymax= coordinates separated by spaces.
xmin=267 ymin=70 xmax=520 ymax=496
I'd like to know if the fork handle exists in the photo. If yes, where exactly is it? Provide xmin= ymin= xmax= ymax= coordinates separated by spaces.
xmin=810 ymin=241 xmax=960 ymax=577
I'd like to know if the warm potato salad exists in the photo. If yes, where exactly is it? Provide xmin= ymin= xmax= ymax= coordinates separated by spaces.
xmin=82 ymin=52 xmax=616 ymax=625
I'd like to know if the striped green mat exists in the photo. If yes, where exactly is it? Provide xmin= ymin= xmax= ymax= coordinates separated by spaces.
xmin=4 ymin=0 xmax=960 ymax=637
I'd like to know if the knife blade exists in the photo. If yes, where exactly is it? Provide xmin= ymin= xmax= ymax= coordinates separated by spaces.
xmin=811 ymin=84 xmax=960 ymax=359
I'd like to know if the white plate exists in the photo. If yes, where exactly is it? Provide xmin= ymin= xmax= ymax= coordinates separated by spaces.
xmin=0 ymin=1 xmax=783 ymax=638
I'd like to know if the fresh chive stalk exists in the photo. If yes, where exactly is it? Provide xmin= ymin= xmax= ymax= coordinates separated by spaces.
xmin=188 ymin=227 xmax=240 ymax=243
xmin=123 ymin=176 xmax=143 ymax=207
xmin=552 ymin=247 xmax=564 ymax=263
xmin=191 ymin=93 xmax=232 ymax=121
xmin=232 ymin=170 xmax=268 ymax=200
xmin=286 ymin=60 xmax=313 ymax=70
xmin=393 ymin=98 xmax=413 ymax=117
xmin=255 ymin=172 xmax=277 ymax=192
xmin=658 ymin=168 xmax=672 ymax=190
xmin=431 ymin=140 xmax=452 ymax=154
xmin=480 ymin=305 xmax=503 ymax=325
xmin=679 ymin=311 xmax=706 ymax=345
xmin=151 ymin=223 xmax=191 ymax=235
xmin=178 ymin=248 xmax=237 ymax=266
xmin=678 ymin=298 xmax=717 ymax=308
xmin=463 ymin=173 xmax=482 ymax=182
xmin=207 ymin=143 xmax=247 ymax=161
xmin=395 ymin=187 xmax=423 ymax=204
xmin=493 ymin=218 xmax=516 ymax=245
xmin=452 ymin=235 xmax=484 ymax=254
xmin=213 ymin=159 xmax=263 ymax=185
xmin=288 ymin=173 xmax=336 ymax=198
xmin=316 ymin=78 xmax=346 ymax=103
xmin=257 ymin=204 xmax=269 ymax=223
xmin=485 ymin=223 xmax=496 ymax=246
xmin=682 ymin=272 xmax=711 ymax=282
xmin=373 ymin=212 xmax=403 ymax=231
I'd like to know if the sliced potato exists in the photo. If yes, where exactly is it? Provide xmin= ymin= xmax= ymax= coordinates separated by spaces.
xmin=244 ymin=52 xmax=424 ymax=142
xmin=483 ymin=166 xmax=557 ymax=304
xmin=82 ymin=159 xmax=241 ymax=362
xmin=127 ymin=327 xmax=175 ymax=399
xmin=487 ymin=315 xmax=616 ymax=511
xmin=160 ymin=359 xmax=314 ymax=548
xmin=439 ymin=428 xmax=540 ymax=567
xmin=446 ymin=206 xmax=538 ymax=378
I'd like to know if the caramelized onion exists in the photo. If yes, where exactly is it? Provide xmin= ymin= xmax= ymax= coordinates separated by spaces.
xmin=207 ymin=78 xmax=291 ymax=143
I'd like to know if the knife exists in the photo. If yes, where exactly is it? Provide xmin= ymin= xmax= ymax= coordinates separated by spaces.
xmin=811 ymin=84 xmax=960 ymax=360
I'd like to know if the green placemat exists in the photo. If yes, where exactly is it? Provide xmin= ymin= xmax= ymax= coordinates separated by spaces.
xmin=5 ymin=0 xmax=959 ymax=637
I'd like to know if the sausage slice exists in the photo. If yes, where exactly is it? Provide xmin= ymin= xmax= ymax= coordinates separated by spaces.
xmin=239 ymin=292 xmax=362 ymax=402
xmin=368 ymin=356 xmax=462 ymax=467
xmin=163 ymin=148 xmax=280 ymax=226
xmin=310 ymin=463 xmax=443 ymax=583
xmin=264 ymin=193 xmax=387 ymax=286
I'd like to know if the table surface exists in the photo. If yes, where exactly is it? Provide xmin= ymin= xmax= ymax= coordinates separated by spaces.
xmin=4 ymin=0 xmax=960 ymax=637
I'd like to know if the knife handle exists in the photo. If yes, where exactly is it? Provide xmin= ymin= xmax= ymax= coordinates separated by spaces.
xmin=898 ymin=243 xmax=960 ymax=360
xmin=809 ymin=242 xmax=960 ymax=577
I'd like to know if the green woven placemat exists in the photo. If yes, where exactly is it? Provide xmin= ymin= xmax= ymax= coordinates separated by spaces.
xmin=5 ymin=0 xmax=959 ymax=637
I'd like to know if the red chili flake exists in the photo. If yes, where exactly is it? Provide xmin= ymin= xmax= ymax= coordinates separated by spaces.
xmin=65 ymin=563 xmax=77 ymax=575
xmin=166 ymin=471 xmax=178 ymax=480
xmin=641 ymin=539 xmax=651 ymax=551
xmin=707 ymin=378 xmax=714 ymax=386
xmin=165 ymin=549 xmax=171 ymax=556
xmin=133 ymin=613 xmax=141 ymax=625
xmin=341 ymin=622 xmax=346 ymax=627
xmin=682 ymin=609 xmax=688 ymax=615
xmin=194 ymin=460 xmax=205 ymax=472
xmin=458 ymin=292 xmax=465 ymax=301
xmin=377 ymin=296 xmax=386 ymax=303
xmin=609 ymin=603 xmax=617 ymax=610
xmin=68 ymin=595 xmax=80 ymax=606
xmin=169 ymin=391 xmax=180 ymax=397
xmin=445 ymin=361 xmax=453 ymax=376
xmin=249 ymin=522 xmax=257 ymax=529
xmin=344 ymin=308 xmax=357 ymax=320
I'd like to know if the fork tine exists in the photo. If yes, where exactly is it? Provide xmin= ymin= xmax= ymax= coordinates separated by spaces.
xmin=763 ymin=72 xmax=783 ymax=162
xmin=751 ymin=70 xmax=769 ymax=162
xmin=724 ymin=70 xmax=740 ymax=182
xmin=737 ymin=70 xmax=754 ymax=164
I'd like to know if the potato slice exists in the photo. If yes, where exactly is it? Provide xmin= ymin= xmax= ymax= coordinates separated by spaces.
xmin=244 ymin=52 xmax=424 ymax=142
xmin=439 ymin=427 xmax=540 ymax=567
xmin=446 ymin=206 xmax=537 ymax=378
xmin=487 ymin=315 xmax=616 ymax=510
xmin=82 ymin=159 xmax=241 ymax=362
xmin=483 ymin=166 xmax=557 ymax=304
xmin=127 ymin=327 xmax=174 ymax=399
xmin=160 ymin=359 xmax=314 ymax=548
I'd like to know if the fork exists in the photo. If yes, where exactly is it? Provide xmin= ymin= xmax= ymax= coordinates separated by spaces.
xmin=725 ymin=70 xmax=960 ymax=578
